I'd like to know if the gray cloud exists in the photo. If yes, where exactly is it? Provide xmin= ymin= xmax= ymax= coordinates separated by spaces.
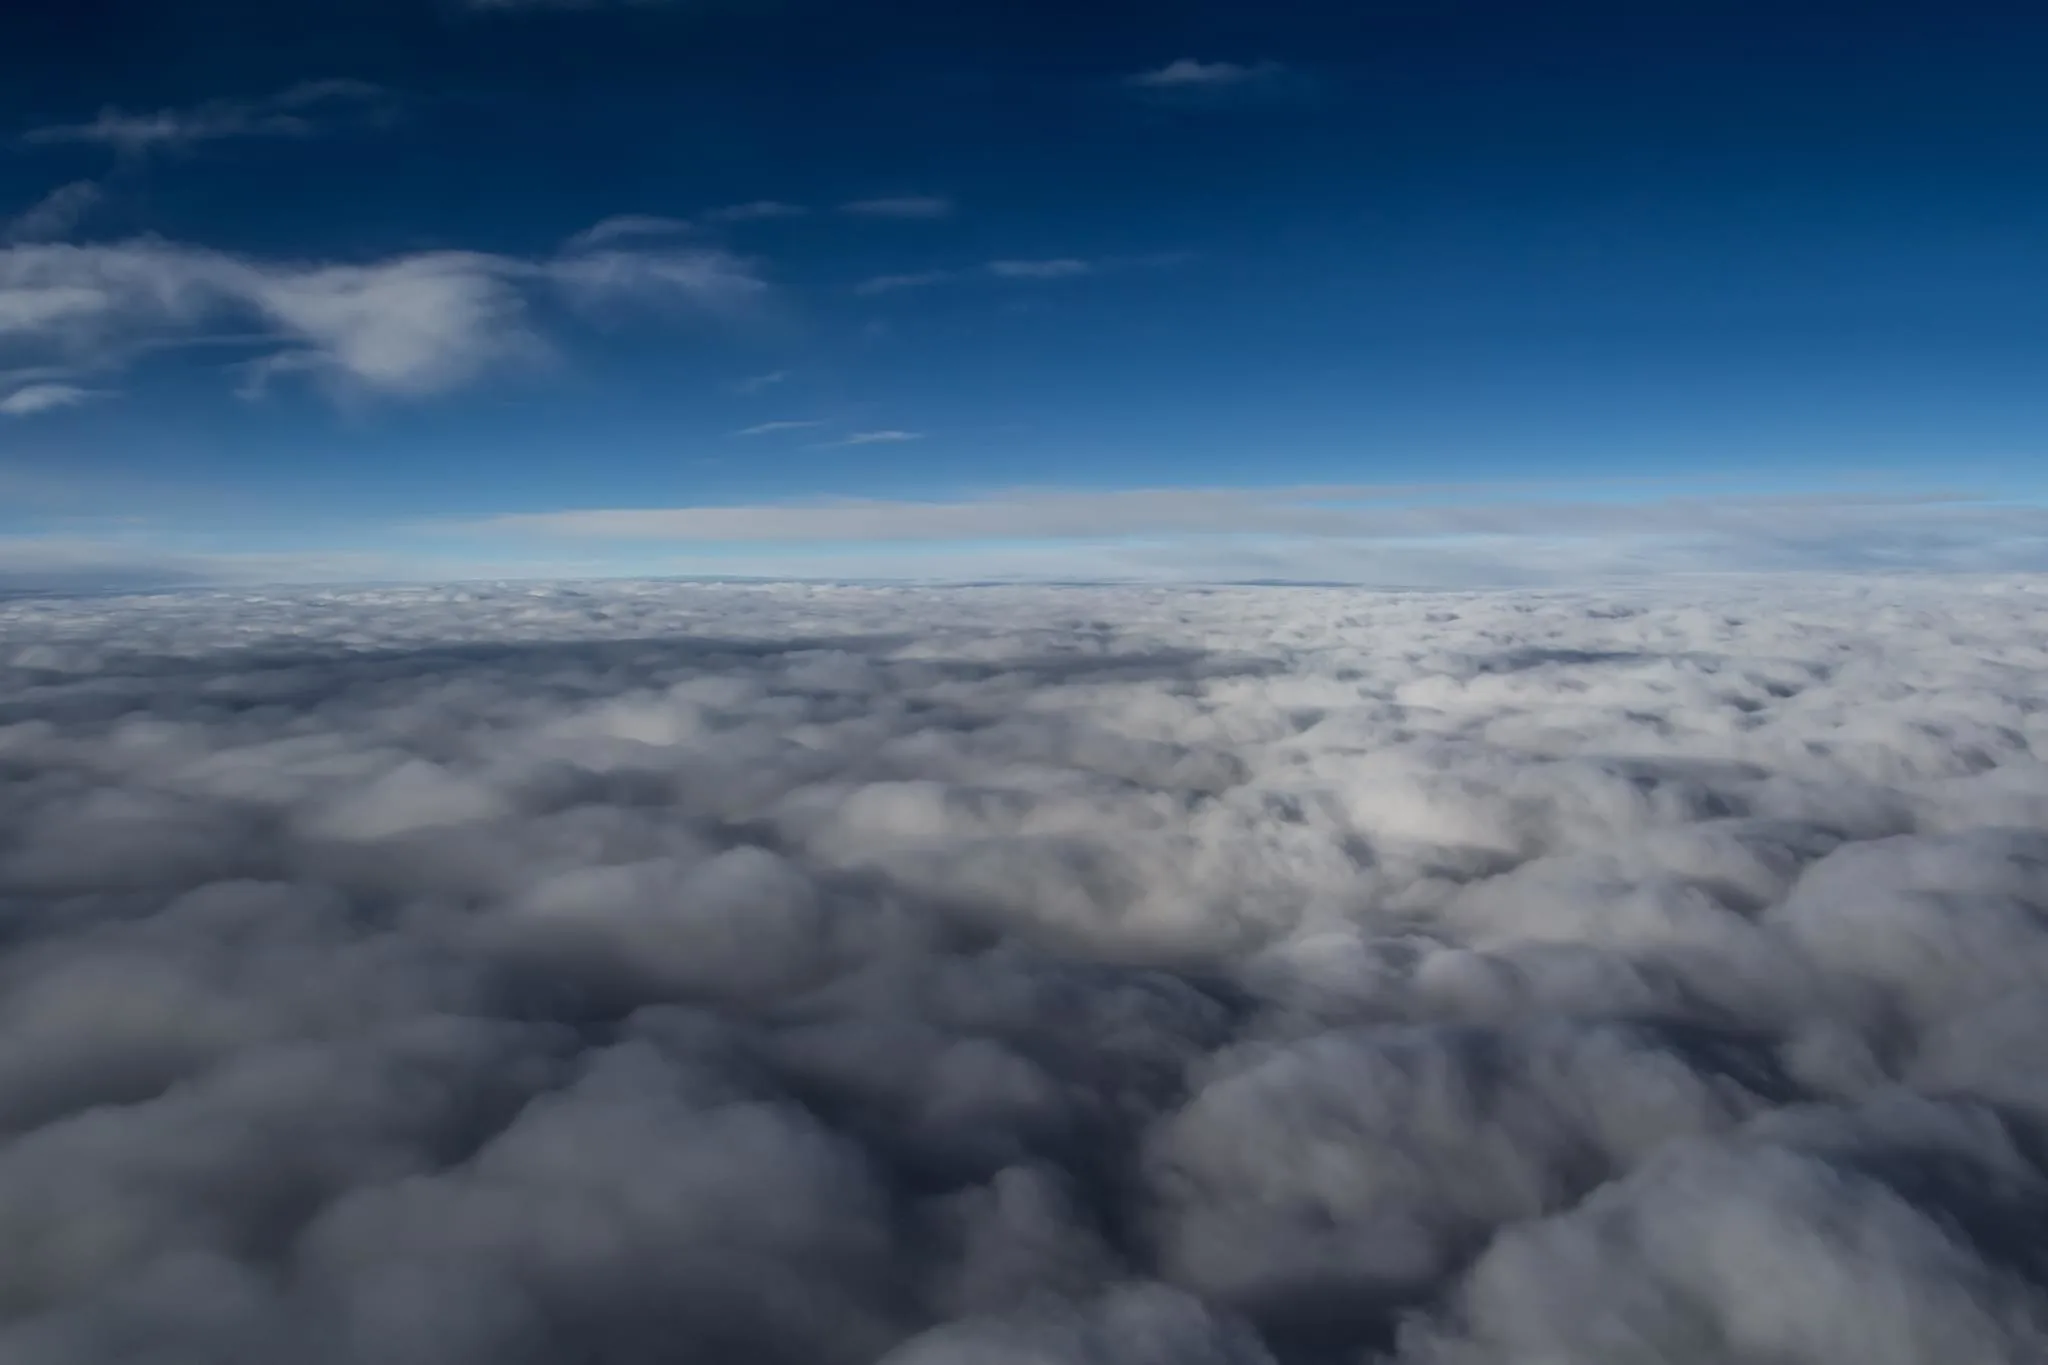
xmin=1 ymin=574 xmax=2047 ymax=1363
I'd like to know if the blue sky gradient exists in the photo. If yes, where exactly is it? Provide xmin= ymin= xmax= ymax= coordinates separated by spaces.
xmin=3 ymin=0 xmax=2046 ymax=586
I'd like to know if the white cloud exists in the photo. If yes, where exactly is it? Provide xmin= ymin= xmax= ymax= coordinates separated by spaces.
xmin=855 ymin=258 xmax=1135 ymax=296
xmin=21 ymin=80 xmax=393 ymax=156
xmin=545 ymin=245 xmax=768 ymax=318
xmin=703 ymin=200 xmax=808 ymax=224
xmin=1 ymin=573 xmax=2047 ymax=1363
xmin=4 ymin=181 xmax=104 ymax=244
xmin=987 ymin=259 xmax=1093 ymax=280
xmin=1123 ymin=59 xmax=1314 ymax=108
xmin=735 ymin=368 xmax=789 ymax=395
xmin=853 ymin=270 xmax=958 ymax=296
xmin=562 ymin=215 xmax=695 ymax=250
xmin=0 ymin=227 xmax=767 ymax=401
xmin=840 ymin=195 xmax=956 ymax=220
xmin=0 ymin=382 xmax=99 ymax=417
xmin=1125 ymin=59 xmax=1292 ymax=92
xmin=734 ymin=420 xmax=827 ymax=437
xmin=822 ymin=430 xmax=924 ymax=448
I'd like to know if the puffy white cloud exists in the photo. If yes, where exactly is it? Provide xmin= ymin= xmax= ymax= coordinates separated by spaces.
xmin=0 ymin=575 xmax=2045 ymax=1362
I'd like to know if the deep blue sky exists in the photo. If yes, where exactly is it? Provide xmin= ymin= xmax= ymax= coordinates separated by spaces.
xmin=3 ymin=0 xmax=2046 ymax=585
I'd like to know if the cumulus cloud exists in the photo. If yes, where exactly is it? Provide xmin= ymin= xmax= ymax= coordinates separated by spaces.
xmin=0 ymin=228 xmax=766 ymax=400
xmin=21 ymin=80 xmax=393 ymax=157
xmin=1 ymin=573 xmax=2047 ymax=1363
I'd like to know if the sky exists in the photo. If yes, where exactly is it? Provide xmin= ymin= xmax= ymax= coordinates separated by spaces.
xmin=2 ymin=0 xmax=2047 ymax=587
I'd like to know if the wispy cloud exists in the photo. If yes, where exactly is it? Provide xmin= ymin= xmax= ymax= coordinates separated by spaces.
xmin=4 ymin=181 xmax=104 ymax=244
xmin=852 ymin=270 xmax=959 ymax=297
xmin=733 ymin=420 xmax=827 ymax=437
xmin=855 ymin=256 xmax=1132 ymax=296
xmin=21 ymin=80 xmax=394 ymax=157
xmin=1123 ymin=59 xmax=1312 ymax=104
xmin=563 ymin=214 xmax=695 ymax=250
xmin=0 ymin=226 xmax=766 ymax=401
xmin=839 ymin=195 xmax=955 ymax=220
xmin=0 ymin=382 xmax=100 ymax=417
xmin=987 ymin=258 xmax=1093 ymax=280
xmin=465 ymin=0 xmax=685 ymax=9
xmin=702 ymin=200 xmax=807 ymax=224
xmin=819 ymin=430 xmax=924 ymax=448
xmin=735 ymin=369 xmax=789 ymax=396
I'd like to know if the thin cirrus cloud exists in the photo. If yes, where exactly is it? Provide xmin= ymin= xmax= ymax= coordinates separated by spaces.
xmin=822 ymin=429 xmax=924 ymax=447
xmin=733 ymin=420 xmax=827 ymax=437
xmin=562 ymin=215 xmax=696 ymax=250
xmin=0 ymin=226 xmax=766 ymax=401
xmin=839 ymin=195 xmax=955 ymax=220
xmin=568 ymin=205 xmax=804 ymax=249
xmin=20 ymin=80 xmax=395 ymax=156
xmin=4 ymin=180 xmax=105 ymax=243
xmin=987 ymin=258 xmax=1093 ymax=280
xmin=734 ymin=369 xmax=789 ymax=396
xmin=702 ymin=200 xmax=808 ymax=224
xmin=854 ymin=257 xmax=1104 ymax=295
xmin=0 ymin=381 xmax=99 ymax=417
xmin=1122 ymin=58 xmax=1313 ymax=104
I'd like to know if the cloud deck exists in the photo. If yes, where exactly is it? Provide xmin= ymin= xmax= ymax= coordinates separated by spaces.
xmin=2 ymin=577 xmax=2046 ymax=1363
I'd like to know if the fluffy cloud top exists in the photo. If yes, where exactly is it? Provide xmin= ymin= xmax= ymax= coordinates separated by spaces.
xmin=0 ymin=575 xmax=2046 ymax=1363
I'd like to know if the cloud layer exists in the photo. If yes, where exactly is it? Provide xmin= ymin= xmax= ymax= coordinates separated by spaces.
xmin=1 ymin=575 xmax=2047 ymax=1363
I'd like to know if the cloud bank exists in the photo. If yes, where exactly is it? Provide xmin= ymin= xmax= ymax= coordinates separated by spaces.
xmin=0 ymin=575 xmax=2046 ymax=1363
